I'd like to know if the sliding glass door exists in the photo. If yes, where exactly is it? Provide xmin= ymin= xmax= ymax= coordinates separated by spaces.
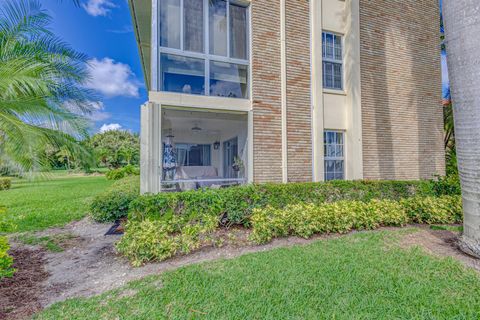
xmin=223 ymin=137 xmax=238 ymax=178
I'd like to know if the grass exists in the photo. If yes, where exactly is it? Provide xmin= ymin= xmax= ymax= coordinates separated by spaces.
xmin=15 ymin=233 xmax=77 ymax=252
xmin=0 ymin=174 xmax=113 ymax=233
xmin=35 ymin=230 xmax=480 ymax=320
xmin=430 ymin=224 xmax=464 ymax=232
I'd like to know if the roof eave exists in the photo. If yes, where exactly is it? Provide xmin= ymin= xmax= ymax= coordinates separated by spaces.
xmin=129 ymin=0 xmax=152 ymax=91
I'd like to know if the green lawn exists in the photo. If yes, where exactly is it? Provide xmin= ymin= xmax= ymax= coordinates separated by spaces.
xmin=0 ymin=174 xmax=113 ymax=233
xmin=36 ymin=231 xmax=480 ymax=320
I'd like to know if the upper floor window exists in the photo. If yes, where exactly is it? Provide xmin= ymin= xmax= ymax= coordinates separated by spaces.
xmin=322 ymin=32 xmax=343 ymax=90
xmin=159 ymin=0 xmax=250 ymax=99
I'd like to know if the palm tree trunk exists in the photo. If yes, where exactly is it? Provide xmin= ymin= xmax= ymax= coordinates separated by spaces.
xmin=443 ymin=0 xmax=480 ymax=257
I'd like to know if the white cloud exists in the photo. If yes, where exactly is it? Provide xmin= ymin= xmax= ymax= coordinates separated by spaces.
xmin=87 ymin=101 xmax=111 ymax=121
xmin=86 ymin=58 xmax=140 ymax=98
xmin=82 ymin=0 xmax=116 ymax=17
xmin=100 ymin=123 xmax=122 ymax=133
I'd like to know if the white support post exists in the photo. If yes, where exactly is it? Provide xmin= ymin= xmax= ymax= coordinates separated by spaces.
xmin=248 ymin=110 xmax=254 ymax=183
xmin=140 ymin=102 xmax=161 ymax=194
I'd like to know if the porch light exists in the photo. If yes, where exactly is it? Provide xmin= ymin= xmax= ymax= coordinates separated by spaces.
xmin=214 ymin=141 xmax=220 ymax=150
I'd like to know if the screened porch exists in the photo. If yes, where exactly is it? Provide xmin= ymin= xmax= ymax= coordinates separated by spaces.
xmin=160 ymin=108 xmax=248 ymax=191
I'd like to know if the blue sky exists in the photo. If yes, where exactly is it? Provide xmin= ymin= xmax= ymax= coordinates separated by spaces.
xmin=43 ymin=0 xmax=147 ymax=133
xmin=42 ymin=0 xmax=449 ymax=133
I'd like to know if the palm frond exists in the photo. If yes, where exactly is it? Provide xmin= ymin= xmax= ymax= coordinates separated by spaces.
xmin=0 ymin=0 xmax=96 ymax=175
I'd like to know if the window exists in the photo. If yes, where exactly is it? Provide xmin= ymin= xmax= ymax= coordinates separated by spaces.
xmin=209 ymin=0 xmax=227 ymax=56
xmin=210 ymin=61 xmax=248 ymax=98
xmin=230 ymin=3 xmax=248 ymax=60
xmin=160 ymin=54 xmax=205 ymax=95
xmin=159 ymin=0 xmax=250 ymax=98
xmin=322 ymin=32 xmax=343 ymax=90
xmin=175 ymin=143 xmax=211 ymax=166
xmin=324 ymin=131 xmax=344 ymax=181
xmin=184 ymin=0 xmax=204 ymax=52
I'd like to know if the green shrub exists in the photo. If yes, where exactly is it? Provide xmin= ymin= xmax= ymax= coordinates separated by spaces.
xmin=249 ymin=199 xmax=409 ymax=244
xmin=117 ymin=212 xmax=218 ymax=266
xmin=129 ymin=180 xmax=443 ymax=225
xmin=105 ymin=165 xmax=140 ymax=181
xmin=402 ymin=195 xmax=463 ymax=224
xmin=119 ymin=179 xmax=462 ymax=264
xmin=90 ymin=176 xmax=140 ymax=222
xmin=430 ymin=175 xmax=461 ymax=197
xmin=0 ymin=177 xmax=12 ymax=191
xmin=249 ymin=196 xmax=462 ymax=244
xmin=0 ymin=236 xmax=15 ymax=279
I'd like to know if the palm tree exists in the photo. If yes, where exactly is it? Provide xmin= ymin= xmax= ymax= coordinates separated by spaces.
xmin=0 ymin=0 xmax=94 ymax=174
xmin=443 ymin=0 xmax=480 ymax=257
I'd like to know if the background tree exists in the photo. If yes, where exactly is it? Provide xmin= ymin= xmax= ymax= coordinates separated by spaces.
xmin=0 ymin=0 xmax=94 ymax=175
xmin=443 ymin=0 xmax=480 ymax=257
xmin=86 ymin=130 xmax=140 ymax=169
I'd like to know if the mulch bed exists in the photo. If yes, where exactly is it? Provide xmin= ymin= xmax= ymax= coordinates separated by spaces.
xmin=0 ymin=247 xmax=48 ymax=320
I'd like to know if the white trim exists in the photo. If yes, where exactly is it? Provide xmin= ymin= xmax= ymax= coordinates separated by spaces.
xmin=180 ymin=0 xmax=184 ymax=50
xmin=312 ymin=0 xmax=325 ymax=182
xmin=154 ymin=104 xmax=162 ymax=193
xmin=151 ymin=0 xmax=158 ymax=90
xmin=344 ymin=0 xmax=364 ymax=180
xmin=149 ymin=91 xmax=251 ymax=112
xmin=323 ymin=88 xmax=347 ymax=96
xmin=280 ymin=0 xmax=287 ymax=183
xmin=247 ymin=110 xmax=254 ymax=183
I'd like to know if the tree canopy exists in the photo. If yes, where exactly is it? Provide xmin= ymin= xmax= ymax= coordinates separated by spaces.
xmin=86 ymin=130 xmax=140 ymax=169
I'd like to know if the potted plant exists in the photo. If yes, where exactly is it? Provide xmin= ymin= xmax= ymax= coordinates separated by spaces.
xmin=232 ymin=156 xmax=244 ymax=172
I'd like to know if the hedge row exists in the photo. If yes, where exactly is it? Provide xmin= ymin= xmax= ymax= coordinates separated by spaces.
xmin=90 ymin=175 xmax=140 ymax=222
xmin=118 ymin=195 xmax=462 ymax=265
xmin=90 ymin=176 xmax=460 ymax=224
xmin=250 ymin=196 xmax=463 ymax=244
xmin=128 ymin=178 xmax=460 ymax=225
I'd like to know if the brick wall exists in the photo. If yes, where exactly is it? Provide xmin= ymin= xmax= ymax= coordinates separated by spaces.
xmin=286 ymin=0 xmax=313 ymax=182
xmin=359 ymin=0 xmax=445 ymax=180
xmin=251 ymin=0 xmax=313 ymax=183
xmin=251 ymin=0 xmax=283 ymax=183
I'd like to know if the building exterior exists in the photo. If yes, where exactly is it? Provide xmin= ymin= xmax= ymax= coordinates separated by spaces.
xmin=129 ymin=0 xmax=445 ymax=194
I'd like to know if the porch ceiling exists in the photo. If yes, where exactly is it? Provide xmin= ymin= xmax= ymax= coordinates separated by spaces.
xmin=128 ymin=0 xmax=151 ymax=90
xmin=163 ymin=109 xmax=247 ymax=135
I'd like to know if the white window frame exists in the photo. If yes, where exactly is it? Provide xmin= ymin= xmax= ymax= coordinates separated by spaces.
xmin=322 ymin=31 xmax=343 ymax=91
xmin=324 ymin=130 xmax=345 ymax=181
xmin=158 ymin=0 xmax=250 ymax=98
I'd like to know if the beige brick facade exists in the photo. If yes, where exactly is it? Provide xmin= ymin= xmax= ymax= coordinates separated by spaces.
xmin=251 ymin=0 xmax=313 ymax=183
xmin=136 ymin=0 xmax=446 ymax=191
xmin=359 ymin=0 xmax=445 ymax=180
xmin=251 ymin=0 xmax=284 ymax=183
xmin=285 ymin=0 xmax=313 ymax=182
